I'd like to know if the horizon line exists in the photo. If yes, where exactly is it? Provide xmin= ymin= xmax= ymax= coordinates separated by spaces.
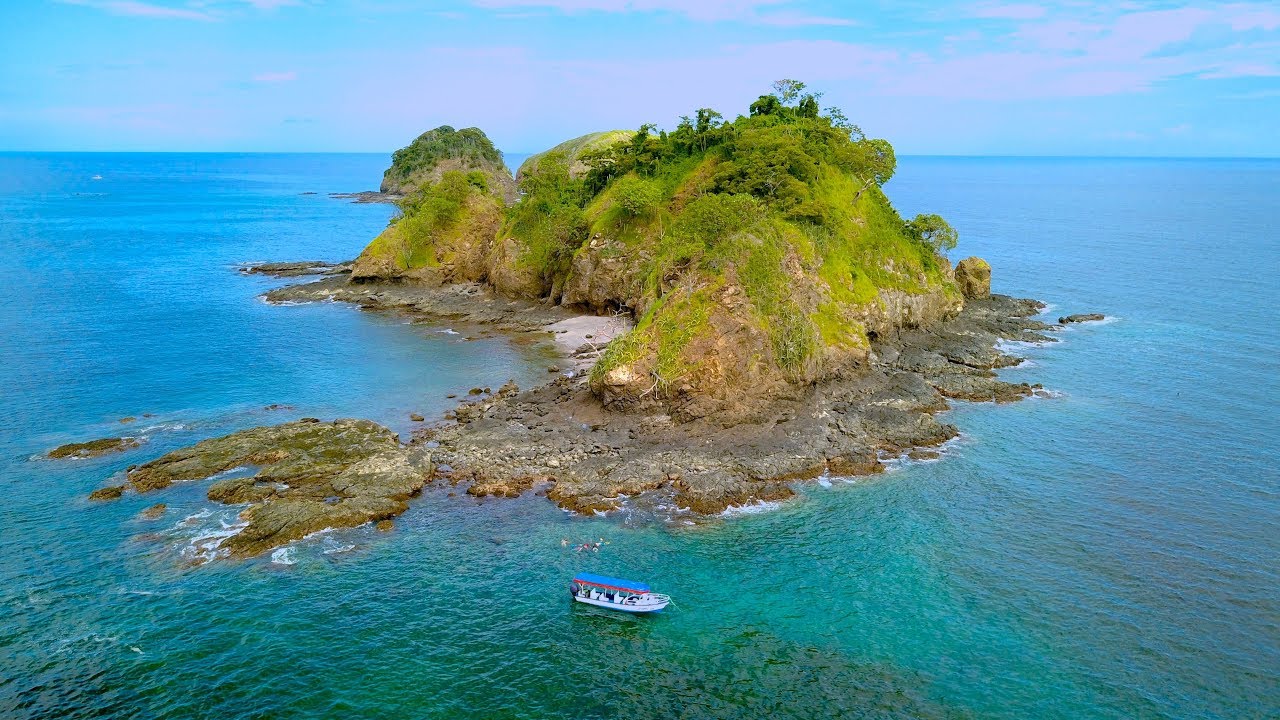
xmin=2 ymin=150 xmax=1278 ymax=161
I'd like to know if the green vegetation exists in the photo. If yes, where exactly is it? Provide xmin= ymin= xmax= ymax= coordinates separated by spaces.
xmin=357 ymin=81 xmax=962 ymax=407
xmin=382 ymin=126 xmax=504 ymax=191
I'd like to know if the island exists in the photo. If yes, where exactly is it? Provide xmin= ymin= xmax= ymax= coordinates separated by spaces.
xmin=92 ymin=81 xmax=1083 ymax=560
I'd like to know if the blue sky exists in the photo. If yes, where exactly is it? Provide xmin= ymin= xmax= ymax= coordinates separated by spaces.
xmin=1 ymin=0 xmax=1278 ymax=155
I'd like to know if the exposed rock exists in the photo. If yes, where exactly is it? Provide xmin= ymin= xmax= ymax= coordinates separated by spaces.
xmin=240 ymin=261 xmax=352 ymax=278
xmin=376 ymin=519 xmax=394 ymax=532
xmin=410 ymin=413 xmax=425 ymax=422
xmin=496 ymin=380 xmax=519 ymax=398
xmin=139 ymin=503 xmax=167 ymax=519
xmin=1059 ymin=313 xmax=1105 ymax=324
xmin=89 ymin=485 xmax=126 ymax=501
xmin=329 ymin=191 xmax=401 ymax=204
xmin=416 ymin=294 xmax=1054 ymax=515
xmin=49 ymin=437 xmax=142 ymax=460
xmin=123 ymin=419 xmax=430 ymax=559
xmin=955 ymin=257 xmax=992 ymax=300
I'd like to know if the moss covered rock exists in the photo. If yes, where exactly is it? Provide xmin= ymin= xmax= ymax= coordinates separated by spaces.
xmin=955 ymin=257 xmax=991 ymax=299
xmin=50 ymin=436 xmax=142 ymax=459
xmin=124 ymin=419 xmax=430 ymax=559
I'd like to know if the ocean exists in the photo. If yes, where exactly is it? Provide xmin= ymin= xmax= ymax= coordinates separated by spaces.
xmin=0 ymin=153 xmax=1276 ymax=718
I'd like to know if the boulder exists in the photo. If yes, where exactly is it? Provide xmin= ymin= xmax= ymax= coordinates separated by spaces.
xmin=1059 ymin=313 xmax=1105 ymax=324
xmin=955 ymin=257 xmax=991 ymax=300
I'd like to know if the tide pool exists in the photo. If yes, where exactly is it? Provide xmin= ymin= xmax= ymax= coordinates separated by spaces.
xmin=0 ymin=153 xmax=1275 ymax=718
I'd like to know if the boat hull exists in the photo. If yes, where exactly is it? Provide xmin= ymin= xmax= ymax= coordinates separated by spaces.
xmin=573 ymin=595 xmax=668 ymax=613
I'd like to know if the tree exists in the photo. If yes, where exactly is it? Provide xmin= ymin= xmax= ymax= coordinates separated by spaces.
xmin=614 ymin=176 xmax=662 ymax=217
xmin=749 ymin=94 xmax=782 ymax=117
xmin=906 ymin=213 xmax=958 ymax=253
xmin=771 ymin=79 xmax=807 ymax=105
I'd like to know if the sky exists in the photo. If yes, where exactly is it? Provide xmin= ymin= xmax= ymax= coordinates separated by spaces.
xmin=1 ymin=0 xmax=1278 ymax=155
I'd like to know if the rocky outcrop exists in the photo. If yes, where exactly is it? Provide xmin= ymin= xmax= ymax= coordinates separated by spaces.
xmin=49 ymin=437 xmax=142 ymax=459
xmin=122 ymin=419 xmax=430 ymax=559
xmin=559 ymin=236 xmax=646 ymax=312
xmin=420 ymin=294 xmax=1057 ymax=515
xmin=955 ymin=257 xmax=991 ymax=299
xmin=379 ymin=126 xmax=518 ymax=204
xmin=1060 ymin=313 xmax=1105 ymax=324
xmin=239 ymin=261 xmax=351 ymax=278
xmin=88 ymin=485 xmax=126 ymax=501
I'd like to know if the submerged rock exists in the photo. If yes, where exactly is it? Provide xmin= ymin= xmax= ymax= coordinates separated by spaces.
xmin=139 ymin=503 xmax=167 ymax=519
xmin=123 ymin=419 xmax=430 ymax=559
xmin=49 ymin=437 xmax=142 ymax=460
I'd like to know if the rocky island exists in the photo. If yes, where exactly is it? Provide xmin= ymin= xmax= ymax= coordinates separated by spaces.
xmin=96 ymin=82 xmax=1084 ymax=559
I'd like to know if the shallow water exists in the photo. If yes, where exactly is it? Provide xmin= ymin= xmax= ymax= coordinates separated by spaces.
xmin=0 ymin=154 xmax=1276 ymax=718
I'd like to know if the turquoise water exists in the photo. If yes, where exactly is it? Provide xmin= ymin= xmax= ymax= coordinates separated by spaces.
xmin=1 ymin=154 xmax=1276 ymax=718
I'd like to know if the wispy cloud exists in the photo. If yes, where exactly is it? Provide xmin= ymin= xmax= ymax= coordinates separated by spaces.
xmin=56 ymin=0 xmax=216 ymax=21
xmin=967 ymin=2 xmax=1046 ymax=21
xmin=253 ymin=70 xmax=298 ymax=82
xmin=469 ymin=0 xmax=849 ymax=26
xmin=56 ymin=0 xmax=308 ymax=20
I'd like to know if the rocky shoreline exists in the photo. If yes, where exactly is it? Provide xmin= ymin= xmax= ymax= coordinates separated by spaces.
xmin=270 ymin=274 xmax=1058 ymax=516
xmin=77 ymin=266 xmax=1079 ymax=560
xmin=417 ymin=293 xmax=1057 ymax=515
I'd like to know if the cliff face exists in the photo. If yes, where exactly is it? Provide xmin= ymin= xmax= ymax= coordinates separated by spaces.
xmin=350 ymin=90 xmax=968 ymax=422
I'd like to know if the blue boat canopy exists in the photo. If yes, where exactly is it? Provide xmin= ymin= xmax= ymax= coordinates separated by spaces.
xmin=573 ymin=573 xmax=650 ymax=593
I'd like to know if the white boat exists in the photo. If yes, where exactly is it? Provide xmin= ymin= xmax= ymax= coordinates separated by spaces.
xmin=570 ymin=573 xmax=670 ymax=613
xmin=91 ymin=174 xmax=103 ymax=180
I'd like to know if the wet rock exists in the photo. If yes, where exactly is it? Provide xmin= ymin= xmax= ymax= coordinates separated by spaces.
xmin=49 ymin=437 xmax=142 ymax=459
xmin=264 ymin=404 xmax=294 ymax=411
xmin=139 ymin=503 xmax=167 ymax=519
xmin=119 ymin=416 xmax=137 ymax=424
xmin=468 ymin=388 xmax=484 ymax=395
xmin=422 ymin=294 xmax=1061 ymax=515
xmin=410 ymin=413 xmax=425 ymax=422
xmin=1059 ymin=313 xmax=1105 ymax=324
xmin=89 ymin=485 xmax=126 ymax=501
xmin=376 ymin=519 xmax=394 ymax=532
xmin=240 ymin=261 xmax=353 ymax=278
xmin=955 ymin=257 xmax=991 ymax=300
xmin=122 ymin=419 xmax=430 ymax=559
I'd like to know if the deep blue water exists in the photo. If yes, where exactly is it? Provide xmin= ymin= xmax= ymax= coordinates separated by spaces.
xmin=0 ymin=153 xmax=1276 ymax=719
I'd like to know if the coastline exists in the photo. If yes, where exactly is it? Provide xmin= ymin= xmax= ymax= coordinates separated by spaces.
xmin=269 ymin=272 xmax=1058 ymax=516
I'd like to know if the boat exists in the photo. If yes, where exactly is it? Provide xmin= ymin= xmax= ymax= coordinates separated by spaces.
xmin=91 ymin=174 xmax=103 ymax=180
xmin=569 ymin=573 xmax=670 ymax=613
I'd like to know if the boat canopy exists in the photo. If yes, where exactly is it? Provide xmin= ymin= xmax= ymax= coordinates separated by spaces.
xmin=573 ymin=573 xmax=650 ymax=594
